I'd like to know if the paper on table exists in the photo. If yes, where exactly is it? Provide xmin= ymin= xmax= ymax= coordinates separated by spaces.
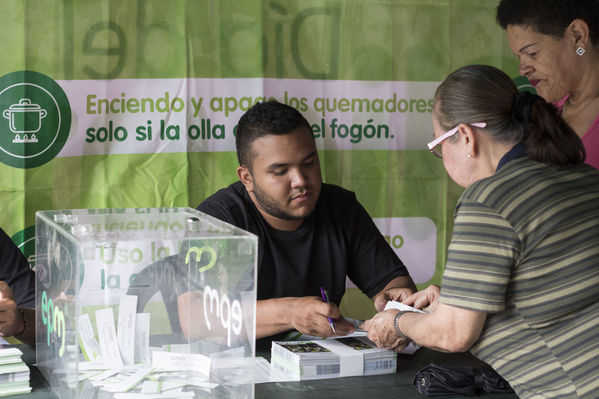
xmin=0 ymin=347 xmax=22 ymax=358
xmin=316 ymin=339 xmax=364 ymax=377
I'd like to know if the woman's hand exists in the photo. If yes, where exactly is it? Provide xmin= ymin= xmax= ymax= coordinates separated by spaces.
xmin=359 ymin=310 xmax=411 ymax=352
xmin=403 ymin=285 xmax=441 ymax=312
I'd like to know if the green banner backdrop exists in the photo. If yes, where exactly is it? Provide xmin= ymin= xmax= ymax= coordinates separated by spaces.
xmin=0 ymin=0 xmax=518 ymax=318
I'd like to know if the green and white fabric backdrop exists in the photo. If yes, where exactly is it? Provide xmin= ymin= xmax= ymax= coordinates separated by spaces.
xmin=0 ymin=0 xmax=518 ymax=318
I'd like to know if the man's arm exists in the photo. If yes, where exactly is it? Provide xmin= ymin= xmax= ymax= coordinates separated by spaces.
xmin=0 ymin=282 xmax=35 ymax=345
xmin=371 ymin=275 xmax=417 ymax=311
xmin=177 ymin=292 xmax=355 ymax=341
xmin=255 ymin=297 xmax=354 ymax=339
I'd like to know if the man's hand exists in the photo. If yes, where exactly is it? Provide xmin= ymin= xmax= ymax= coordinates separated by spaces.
xmin=403 ymin=285 xmax=440 ymax=312
xmin=0 ymin=281 xmax=24 ymax=337
xmin=289 ymin=296 xmax=355 ymax=338
xmin=360 ymin=309 xmax=410 ymax=352
xmin=373 ymin=287 xmax=415 ymax=311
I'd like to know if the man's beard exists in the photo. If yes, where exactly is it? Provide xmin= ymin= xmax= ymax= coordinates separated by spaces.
xmin=252 ymin=179 xmax=310 ymax=221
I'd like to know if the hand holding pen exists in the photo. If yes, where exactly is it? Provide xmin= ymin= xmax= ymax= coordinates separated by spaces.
xmin=320 ymin=286 xmax=336 ymax=334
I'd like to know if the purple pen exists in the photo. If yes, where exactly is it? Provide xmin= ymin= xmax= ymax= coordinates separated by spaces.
xmin=319 ymin=286 xmax=336 ymax=334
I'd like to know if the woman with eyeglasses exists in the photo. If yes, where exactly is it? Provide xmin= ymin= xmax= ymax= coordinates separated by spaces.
xmin=361 ymin=64 xmax=599 ymax=399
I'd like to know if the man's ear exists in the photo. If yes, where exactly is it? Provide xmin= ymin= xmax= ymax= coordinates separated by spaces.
xmin=237 ymin=166 xmax=254 ymax=192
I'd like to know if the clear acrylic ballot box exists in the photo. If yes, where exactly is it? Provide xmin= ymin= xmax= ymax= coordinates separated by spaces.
xmin=35 ymin=207 xmax=258 ymax=398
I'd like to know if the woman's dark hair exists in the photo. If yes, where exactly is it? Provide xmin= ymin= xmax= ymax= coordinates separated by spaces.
xmin=496 ymin=0 xmax=599 ymax=46
xmin=434 ymin=64 xmax=585 ymax=166
xmin=235 ymin=100 xmax=313 ymax=169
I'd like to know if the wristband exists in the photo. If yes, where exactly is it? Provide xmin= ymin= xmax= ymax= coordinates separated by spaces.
xmin=393 ymin=311 xmax=410 ymax=340
xmin=14 ymin=307 xmax=26 ymax=337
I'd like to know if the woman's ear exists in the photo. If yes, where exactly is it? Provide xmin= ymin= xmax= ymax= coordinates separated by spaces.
xmin=457 ymin=123 xmax=477 ymax=157
xmin=566 ymin=19 xmax=590 ymax=48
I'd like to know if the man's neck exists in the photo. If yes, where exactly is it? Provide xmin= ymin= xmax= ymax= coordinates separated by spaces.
xmin=258 ymin=209 xmax=304 ymax=232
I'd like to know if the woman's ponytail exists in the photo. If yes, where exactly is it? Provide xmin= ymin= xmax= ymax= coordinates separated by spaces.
xmin=514 ymin=92 xmax=586 ymax=166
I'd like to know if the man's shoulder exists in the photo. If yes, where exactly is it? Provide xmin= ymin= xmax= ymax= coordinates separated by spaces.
xmin=197 ymin=181 xmax=249 ymax=210
xmin=196 ymin=181 xmax=254 ymax=226
xmin=319 ymin=183 xmax=357 ymax=202
xmin=317 ymin=183 xmax=361 ymax=214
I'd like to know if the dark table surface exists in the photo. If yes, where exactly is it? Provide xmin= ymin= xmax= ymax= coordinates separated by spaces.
xmin=9 ymin=344 xmax=518 ymax=399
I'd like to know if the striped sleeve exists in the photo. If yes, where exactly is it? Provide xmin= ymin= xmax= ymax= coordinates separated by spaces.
xmin=440 ymin=200 xmax=520 ymax=313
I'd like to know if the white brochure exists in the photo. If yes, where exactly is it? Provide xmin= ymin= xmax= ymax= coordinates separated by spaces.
xmin=104 ymin=368 xmax=153 ymax=393
xmin=78 ymin=313 xmax=102 ymax=361
xmin=151 ymin=351 xmax=211 ymax=376
xmin=384 ymin=300 xmax=427 ymax=313
xmin=113 ymin=392 xmax=195 ymax=399
xmin=117 ymin=295 xmax=138 ymax=365
xmin=96 ymin=307 xmax=125 ymax=369
xmin=316 ymin=339 xmax=364 ymax=377
xmin=134 ymin=313 xmax=151 ymax=364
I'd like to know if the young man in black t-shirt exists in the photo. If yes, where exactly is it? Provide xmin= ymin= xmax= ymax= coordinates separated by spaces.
xmin=179 ymin=101 xmax=416 ymax=346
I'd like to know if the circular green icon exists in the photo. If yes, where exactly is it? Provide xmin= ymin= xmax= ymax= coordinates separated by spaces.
xmin=0 ymin=71 xmax=71 ymax=168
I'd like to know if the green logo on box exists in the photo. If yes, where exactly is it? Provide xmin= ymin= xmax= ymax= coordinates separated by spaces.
xmin=0 ymin=71 xmax=71 ymax=169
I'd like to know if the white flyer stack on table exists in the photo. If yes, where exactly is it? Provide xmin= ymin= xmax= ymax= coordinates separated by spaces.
xmin=270 ymin=336 xmax=397 ymax=380
xmin=0 ymin=339 xmax=32 ymax=397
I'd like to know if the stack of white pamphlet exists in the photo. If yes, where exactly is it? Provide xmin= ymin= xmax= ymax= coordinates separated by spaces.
xmin=0 ymin=341 xmax=32 ymax=397
xmin=271 ymin=336 xmax=397 ymax=380
xmin=268 ymin=302 xmax=428 ymax=382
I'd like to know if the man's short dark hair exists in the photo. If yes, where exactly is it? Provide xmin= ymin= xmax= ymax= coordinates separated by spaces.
xmin=236 ymin=100 xmax=313 ymax=169
xmin=496 ymin=0 xmax=599 ymax=45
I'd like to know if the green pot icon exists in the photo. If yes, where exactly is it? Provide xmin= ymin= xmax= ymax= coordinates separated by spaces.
xmin=3 ymin=98 xmax=48 ymax=143
xmin=0 ymin=71 xmax=71 ymax=169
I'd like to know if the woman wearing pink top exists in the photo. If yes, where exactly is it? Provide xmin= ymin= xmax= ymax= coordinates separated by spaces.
xmin=497 ymin=0 xmax=599 ymax=169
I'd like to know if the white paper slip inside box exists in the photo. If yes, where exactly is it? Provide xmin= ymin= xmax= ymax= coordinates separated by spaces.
xmin=151 ymin=351 xmax=211 ymax=376
xmin=104 ymin=367 xmax=153 ymax=393
xmin=134 ymin=313 xmax=151 ymax=364
xmin=78 ymin=313 xmax=102 ymax=362
xmin=117 ymin=295 xmax=138 ymax=366
xmin=113 ymin=392 xmax=195 ymax=399
xmin=96 ymin=307 xmax=125 ymax=369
